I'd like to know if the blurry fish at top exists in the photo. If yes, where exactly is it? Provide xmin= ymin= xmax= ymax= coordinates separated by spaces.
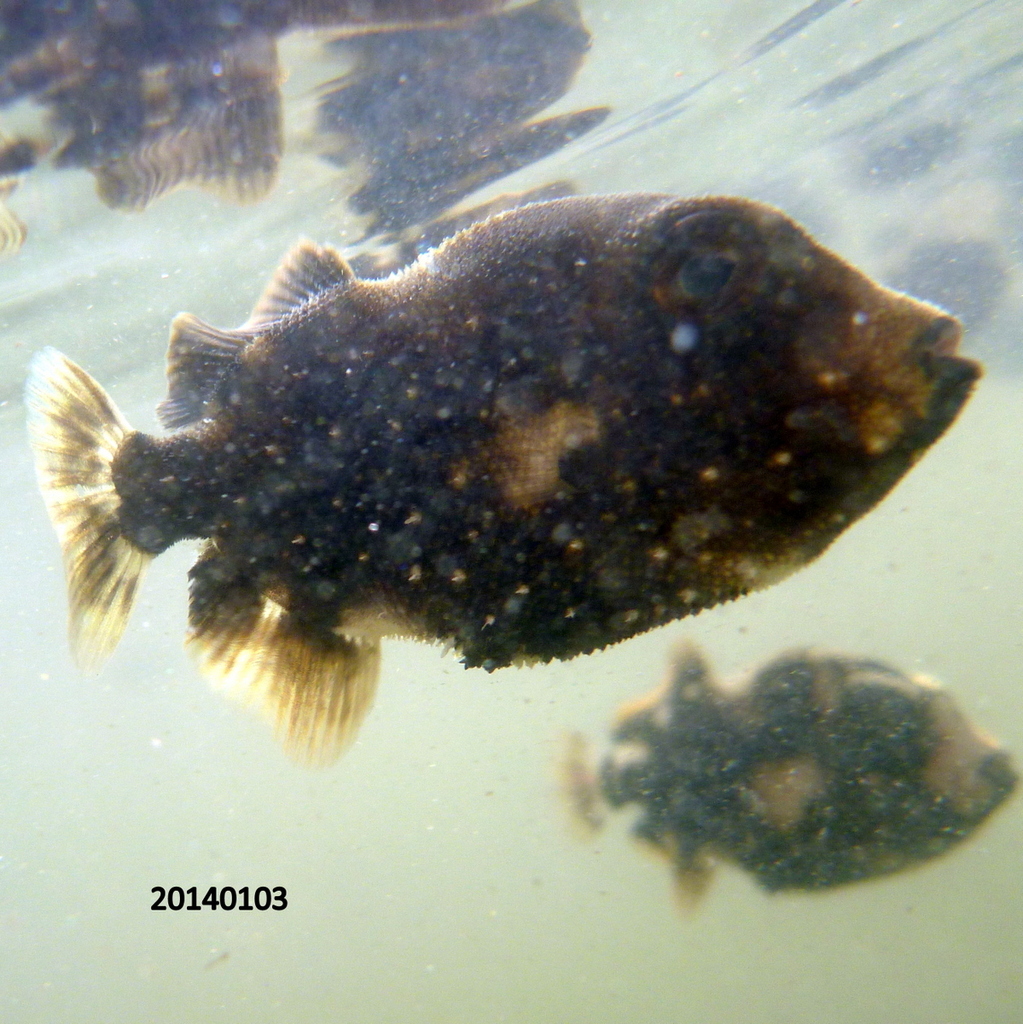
xmin=316 ymin=0 xmax=609 ymax=242
xmin=0 ymin=0 xmax=511 ymax=246
xmin=26 ymin=193 xmax=978 ymax=765
xmin=563 ymin=646 xmax=1017 ymax=901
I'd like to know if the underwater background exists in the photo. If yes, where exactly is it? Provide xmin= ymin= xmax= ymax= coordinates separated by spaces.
xmin=1 ymin=0 xmax=1021 ymax=1020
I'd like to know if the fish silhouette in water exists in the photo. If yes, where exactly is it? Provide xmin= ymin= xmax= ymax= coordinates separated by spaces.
xmin=26 ymin=193 xmax=979 ymax=764
xmin=565 ymin=646 xmax=1017 ymax=897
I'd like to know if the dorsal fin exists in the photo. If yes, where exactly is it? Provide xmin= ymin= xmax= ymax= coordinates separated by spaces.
xmin=159 ymin=313 xmax=252 ymax=429
xmin=245 ymin=240 xmax=354 ymax=329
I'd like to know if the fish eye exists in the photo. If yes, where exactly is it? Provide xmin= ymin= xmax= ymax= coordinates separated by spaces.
xmin=674 ymin=253 xmax=736 ymax=301
xmin=652 ymin=210 xmax=756 ymax=317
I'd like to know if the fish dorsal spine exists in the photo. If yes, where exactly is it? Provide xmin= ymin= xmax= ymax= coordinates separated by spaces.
xmin=246 ymin=239 xmax=354 ymax=328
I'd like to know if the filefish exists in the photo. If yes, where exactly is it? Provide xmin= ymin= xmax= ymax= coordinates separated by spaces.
xmin=566 ymin=646 xmax=1016 ymax=897
xmin=26 ymin=193 xmax=979 ymax=764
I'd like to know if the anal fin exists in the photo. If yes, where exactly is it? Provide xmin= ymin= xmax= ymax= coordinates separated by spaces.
xmin=187 ymin=556 xmax=380 ymax=766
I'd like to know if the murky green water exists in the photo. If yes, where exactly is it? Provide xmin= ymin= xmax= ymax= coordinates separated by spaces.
xmin=1 ymin=2 xmax=1020 ymax=1021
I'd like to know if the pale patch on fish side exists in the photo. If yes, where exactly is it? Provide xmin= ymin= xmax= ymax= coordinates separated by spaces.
xmin=489 ymin=400 xmax=601 ymax=510
xmin=746 ymin=756 xmax=829 ymax=830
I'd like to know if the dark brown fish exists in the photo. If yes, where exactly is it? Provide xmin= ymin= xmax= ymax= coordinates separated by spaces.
xmin=347 ymin=180 xmax=579 ymax=278
xmin=568 ymin=646 xmax=1016 ymax=896
xmin=26 ymin=193 xmax=979 ymax=763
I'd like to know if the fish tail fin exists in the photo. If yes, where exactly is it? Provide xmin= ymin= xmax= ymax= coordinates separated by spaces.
xmin=25 ymin=348 xmax=151 ymax=671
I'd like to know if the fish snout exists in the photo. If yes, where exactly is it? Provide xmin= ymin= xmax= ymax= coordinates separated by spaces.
xmin=914 ymin=313 xmax=963 ymax=358
xmin=908 ymin=309 xmax=981 ymax=445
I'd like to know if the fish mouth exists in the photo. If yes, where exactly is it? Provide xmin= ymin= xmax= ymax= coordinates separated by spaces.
xmin=828 ymin=319 xmax=980 ymax=525
xmin=905 ymin=311 xmax=979 ymax=435
xmin=863 ymin=312 xmax=978 ymax=457
xmin=918 ymin=324 xmax=981 ymax=440
xmin=915 ymin=313 xmax=963 ymax=358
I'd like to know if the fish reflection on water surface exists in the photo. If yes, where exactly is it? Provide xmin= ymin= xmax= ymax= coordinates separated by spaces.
xmin=26 ymin=193 xmax=979 ymax=764
xmin=316 ymin=0 xmax=608 ymax=239
xmin=564 ymin=647 xmax=1017 ymax=897
xmin=0 ymin=0 xmax=607 ymax=253
xmin=0 ymin=0 xmax=511 ymax=225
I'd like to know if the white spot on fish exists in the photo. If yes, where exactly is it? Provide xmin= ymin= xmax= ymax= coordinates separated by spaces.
xmin=670 ymin=321 xmax=699 ymax=353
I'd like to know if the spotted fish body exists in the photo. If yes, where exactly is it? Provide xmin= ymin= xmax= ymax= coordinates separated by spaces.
xmin=26 ymin=193 xmax=979 ymax=763
xmin=590 ymin=647 xmax=1016 ymax=894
